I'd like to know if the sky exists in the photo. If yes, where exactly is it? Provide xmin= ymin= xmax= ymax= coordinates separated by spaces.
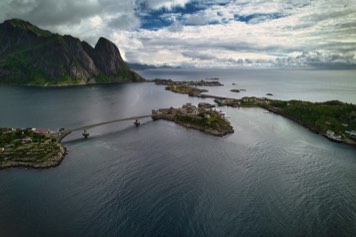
xmin=1 ymin=0 xmax=356 ymax=68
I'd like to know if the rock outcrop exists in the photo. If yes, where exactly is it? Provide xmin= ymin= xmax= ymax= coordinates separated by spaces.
xmin=0 ymin=19 xmax=144 ymax=86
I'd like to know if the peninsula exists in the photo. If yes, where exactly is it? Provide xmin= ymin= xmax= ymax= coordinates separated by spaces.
xmin=0 ymin=128 xmax=69 ymax=169
xmin=152 ymin=103 xmax=234 ymax=136
xmin=216 ymin=97 xmax=356 ymax=146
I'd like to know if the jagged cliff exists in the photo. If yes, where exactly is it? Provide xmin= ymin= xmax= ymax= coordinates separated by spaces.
xmin=0 ymin=19 xmax=144 ymax=86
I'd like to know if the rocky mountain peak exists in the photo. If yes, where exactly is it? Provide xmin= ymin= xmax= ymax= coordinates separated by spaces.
xmin=0 ymin=19 xmax=144 ymax=86
xmin=93 ymin=37 xmax=126 ymax=75
xmin=2 ymin=18 xmax=52 ymax=37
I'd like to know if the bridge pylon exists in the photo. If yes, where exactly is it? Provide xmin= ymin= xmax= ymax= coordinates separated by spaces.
xmin=82 ymin=130 xmax=89 ymax=139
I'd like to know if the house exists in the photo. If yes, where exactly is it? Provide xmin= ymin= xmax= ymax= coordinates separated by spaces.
xmin=325 ymin=130 xmax=342 ymax=141
xmin=326 ymin=130 xmax=335 ymax=136
xmin=214 ymin=98 xmax=225 ymax=105
xmin=33 ymin=129 xmax=50 ymax=134
xmin=22 ymin=137 xmax=33 ymax=144
xmin=346 ymin=130 xmax=356 ymax=138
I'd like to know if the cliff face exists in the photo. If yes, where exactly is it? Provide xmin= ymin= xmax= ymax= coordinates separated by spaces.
xmin=0 ymin=19 xmax=144 ymax=86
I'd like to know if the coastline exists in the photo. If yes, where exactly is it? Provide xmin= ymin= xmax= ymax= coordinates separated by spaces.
xmin=152 ymin=103 xmax=234 ymax=137
xmin=0 ymin=129 xmax=70 ymax=170
xmin=262 ymin=107 xmax=356 ymax=147
xmin=211 ymin=95 xmax=356 ymax=148
xmin=153 ymin=79 xmax=356 ymax=148
xmin=174 ymin=120 xmax=233 ymax=136
xmin=0 ymin=79 xmax=147 ymax=88
xmin=1 ymin=77 xmax=354 ymax=171
xmin=0 ymin=145 xmax=67 ymax=169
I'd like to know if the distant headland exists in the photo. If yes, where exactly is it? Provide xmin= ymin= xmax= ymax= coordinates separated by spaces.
xmin=0 ymin=19 xmax=144 ymax=86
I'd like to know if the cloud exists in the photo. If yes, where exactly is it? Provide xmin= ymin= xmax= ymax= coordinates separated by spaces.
xmin=4 ymin=0 xmax=100 ymax=26
xmin=139 ymin=0 xmax=190 ymax=10
xmin=108 ymin=13 xmax=140 ymax=30
xmin=184 ymin=7 xmax=223 ymax=25
xmin=1 ymin=0 xmax=355 ymax=68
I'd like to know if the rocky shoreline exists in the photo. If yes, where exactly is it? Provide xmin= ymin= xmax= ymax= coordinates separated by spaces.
xmin=0 ymin=128 xmax=69 ymax=169
xmin=152 ymin=103 xmax=234 ymax=137
xmin=0 ymin=146 xmax=67 ymax=169
xmin=264 ymin=107 xmax=356 ymax=147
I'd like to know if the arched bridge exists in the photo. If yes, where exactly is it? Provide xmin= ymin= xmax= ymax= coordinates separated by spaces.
xmin=68 ymin=115 xmax=151 ymax=132
xmin=55 ymin=114 xmax=152 ymax=141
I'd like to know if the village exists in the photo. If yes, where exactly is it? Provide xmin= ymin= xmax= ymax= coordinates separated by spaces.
xmin=152 ymin=103 xmax=234 ymax=136
xmin=0 ymin=128 xmax=66 ymax=169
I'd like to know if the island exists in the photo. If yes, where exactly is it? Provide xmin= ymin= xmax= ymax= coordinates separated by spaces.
xmin=152 ymin=78 xmax=223 ymax=96
xmin=152 ymin=103 xmax=234 ymax=136
xmin=0 ymin=128 xmax=69 ymax=169
xmin=165 ymin=84 xmax=208 ymax=96
xmin=152 ymin=78 xmax=223 ymax=86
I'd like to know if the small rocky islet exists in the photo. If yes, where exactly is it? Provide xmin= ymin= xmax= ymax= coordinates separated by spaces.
xmin=152 ymin=78 xmax=223 ymax=86
xmin=152 ymin=78 xmax=223 ymax=96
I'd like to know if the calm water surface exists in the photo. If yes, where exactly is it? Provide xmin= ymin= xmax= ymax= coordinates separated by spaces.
xmin=0 ymin=69 xmax=355 ymax=237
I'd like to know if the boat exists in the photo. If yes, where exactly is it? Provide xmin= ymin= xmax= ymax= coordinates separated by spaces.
xmin=324 ymin=130 xmax=342 ymax=143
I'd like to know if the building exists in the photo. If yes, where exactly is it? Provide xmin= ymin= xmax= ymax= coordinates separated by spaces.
xmin=346 ymin=130 xmax=356 ymax=138
xmin=33 ymin=129 xmax=50 ymax=134
xmin=22 ymin=137 xmax=33 ymax=144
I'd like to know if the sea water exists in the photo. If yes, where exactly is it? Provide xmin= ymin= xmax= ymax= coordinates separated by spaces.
xmin=0 ymin=69 xmax=355 ymax=237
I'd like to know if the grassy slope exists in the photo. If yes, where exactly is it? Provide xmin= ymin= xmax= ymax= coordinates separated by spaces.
xmin=267 ymin=100 xmax=356 ymax=138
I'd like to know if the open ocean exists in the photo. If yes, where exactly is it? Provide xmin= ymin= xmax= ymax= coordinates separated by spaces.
xmin=0 ymin=69 xmax=355 ymax=236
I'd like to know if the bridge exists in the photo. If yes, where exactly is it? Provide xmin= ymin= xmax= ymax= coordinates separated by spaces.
xmin=54 ymin=114 xmax=152 ymax=141
xmin=68 ymin=115 xmax=152 ymax=132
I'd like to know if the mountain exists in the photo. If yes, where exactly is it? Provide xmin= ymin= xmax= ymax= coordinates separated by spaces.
xmin=0 ymin=19 xmax=144 ymax=86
